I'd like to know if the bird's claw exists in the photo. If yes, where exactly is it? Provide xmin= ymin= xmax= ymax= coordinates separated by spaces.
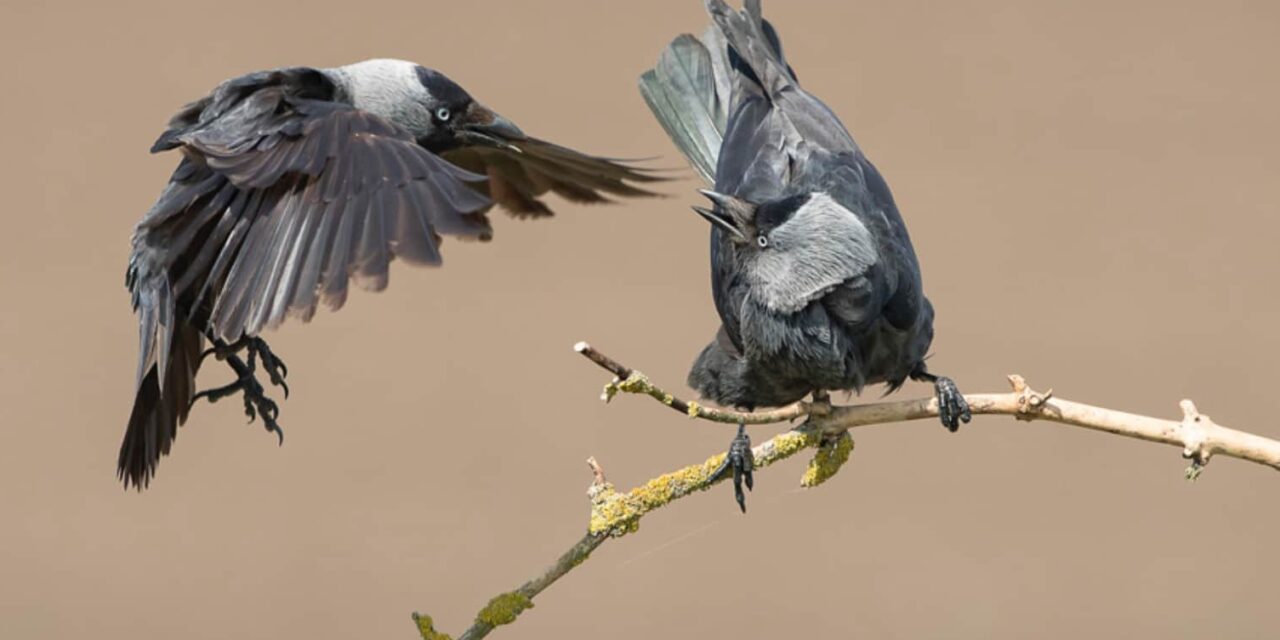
xmin=934 ymin=376 xmax=971 ymax=432
xmin=248 ymin=338 xmax=289 ymax=399
xmin=198 ymin=337 xmax=289 ymax=397
xmin=234 ymin=376 xmax=284 ymax=445
xmin=191 ymin=347 xmax=286 ymax=445
xmin=710 ymin=423 xmax=754 ymax=512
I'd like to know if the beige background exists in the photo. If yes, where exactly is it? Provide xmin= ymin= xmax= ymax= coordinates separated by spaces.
xmin=3 ymin=1 xmax=1280 ymax=638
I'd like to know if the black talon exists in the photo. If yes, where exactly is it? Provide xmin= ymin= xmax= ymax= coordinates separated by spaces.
xmin=248 ymin=337 xmax=289 ymax=398
xmin=710 ymin=423 xmax=754 ymax=512
xmin=191 ymin=337 xmax=288 ymax=444
xmin=258 ymin=341 xmax=287 ymax=378
xmin=911 ymin=366 xmax=971 ymax=432
xmin=272 ymin=374 xmax=289 ymax=399
xmin=936 ymin=376 xmax=971 ymax=431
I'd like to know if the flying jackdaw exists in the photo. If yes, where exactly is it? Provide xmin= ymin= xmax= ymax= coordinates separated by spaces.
xmin=122 ymin=58 xmax=660 ymax=489
xmin=640 ymin=0 xmax=970 ymax=511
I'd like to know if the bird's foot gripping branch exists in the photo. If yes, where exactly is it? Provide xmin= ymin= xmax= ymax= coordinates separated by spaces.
xmin=411 ymin=342 xmax=1280 ymax=640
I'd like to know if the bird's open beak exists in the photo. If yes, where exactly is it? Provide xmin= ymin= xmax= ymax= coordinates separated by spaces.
xmin=692 ymin=206 xmax=746 ymax=242
xmin=458 ymin=103 xmax=526 ymax=152
xmin=693 ymin=190 xmax=755 ymax=242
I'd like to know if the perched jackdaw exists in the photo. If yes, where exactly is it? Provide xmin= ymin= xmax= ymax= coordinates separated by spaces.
xmin=640 ymin=1 xmax=970 ymax=510
xmin=122 ymin=59 xmax=660 ymax=489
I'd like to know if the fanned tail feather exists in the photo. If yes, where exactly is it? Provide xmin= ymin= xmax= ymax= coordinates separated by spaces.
xmin=639 ymin=0 xmax=796 ymax=182
xmin=639 ymin=27 xmax=733 ymax=182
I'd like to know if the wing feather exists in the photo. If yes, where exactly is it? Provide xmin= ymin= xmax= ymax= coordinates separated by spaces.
xmin=355 ymin=182 xmax=390 ymax=292
xmin=319 ymin=193 xmax=362 ymax=311
xmin=291 ymin=197 xmax=342 ymax=320
xmin=441 ymin=137 xmax=662 ymax=219
xmin=146 ymin=100 xmax=497 ymax=341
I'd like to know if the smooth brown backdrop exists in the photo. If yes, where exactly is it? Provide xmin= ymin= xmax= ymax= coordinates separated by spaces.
xmin=3 ymin=1 xmax=1279 ymax=638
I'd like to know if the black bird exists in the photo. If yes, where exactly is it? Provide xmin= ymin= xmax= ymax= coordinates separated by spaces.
xmin=640 ymin=1 xmax=970 ymax=511
xmin=122 ymin=58 xmax=660 ymax=489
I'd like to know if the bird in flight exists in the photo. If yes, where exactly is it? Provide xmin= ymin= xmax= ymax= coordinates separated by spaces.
xmin=641 ymin=0 xmax=970 ymax=511
xmin=123 ymin=58 xmax=661 ymax=489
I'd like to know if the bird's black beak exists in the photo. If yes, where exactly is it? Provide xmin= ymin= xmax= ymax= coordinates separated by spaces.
xmin=693 ymin=190 xmax=755 ymax=242
xmin=692 ymin=205 xmax=746 ymax=242
xmin=457 ymin=102 xmax=526 ymax=152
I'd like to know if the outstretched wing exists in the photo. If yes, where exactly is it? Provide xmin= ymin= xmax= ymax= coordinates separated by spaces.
xmin=441 ymin=138 xmax=663 ymax=218
xmin=131 ymin=72 xmax=494 ymax=348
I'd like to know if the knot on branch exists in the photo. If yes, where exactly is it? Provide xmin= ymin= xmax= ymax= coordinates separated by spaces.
xmin=588 ymin=483 xmax=638 ymax=537
xmin=585 ymin=456 xmax=639 ymax=536
xmin=1179 ymin=399 xmax=1216 ymax=480
xmin=686 ymin=400 xmax=702 ymax=418
xmin=602 ymin=371 xmax=679 ymax=406
xmin=617 ymin=371 xmax=658 ymax=398
xmin=601 ymin=377 xmax=621 ymax=403
xmin=1007 ymin=375 xmax=1054 ymax=421
xmin=586 ymin=455 xmax=636 ymax=536
xmin=600 ymin=374 xmax=648 ymax=403
xmin=801 ymin=432 xmax=854 ymax=488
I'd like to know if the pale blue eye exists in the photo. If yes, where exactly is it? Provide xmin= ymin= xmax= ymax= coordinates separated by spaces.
xmin=756 ymin=235 xmax=769 ymax=248
xmin=435 ymin=107 xmax=451 ymax=121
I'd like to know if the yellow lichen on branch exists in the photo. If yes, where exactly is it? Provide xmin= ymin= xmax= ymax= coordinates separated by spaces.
xmin=802 ymin=431 xmax=855 ymax=488
xmin=589 ymin=453 xmax=726 ymax=536
xmin=412 ymin=613 xmax=454 ymax=640
xmin=475 ymin=592 xmax=533 ymax=627
xmin=588 ymin=427 xmax=829 ymax=537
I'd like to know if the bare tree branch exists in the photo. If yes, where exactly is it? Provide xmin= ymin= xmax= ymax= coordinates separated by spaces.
xmin=413 ymin=342 xmax=1280 ymax=639
xmin=576 ymin=341 xmax=808 ymax=424
xmin=579 ymin=342 xmax=1280 ymax=474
